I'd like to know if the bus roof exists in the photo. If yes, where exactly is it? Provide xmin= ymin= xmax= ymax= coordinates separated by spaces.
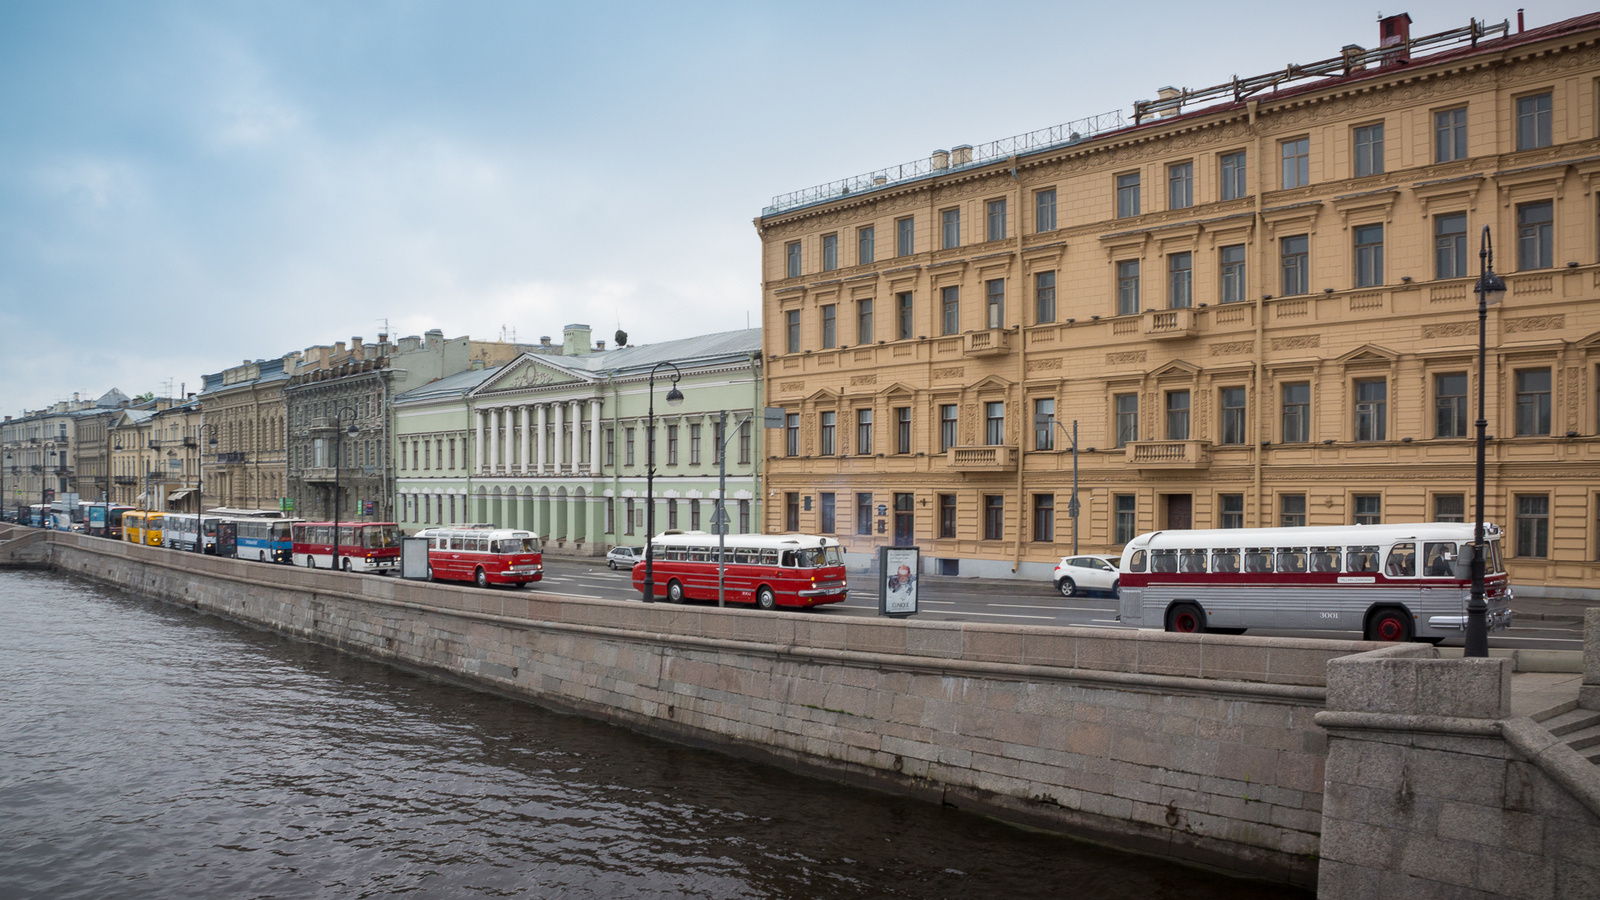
xmin=647 ymin=531 xmax=842 ymax=550
xmin=1126 ymin=522 xmax=1502 ymax=551
xmin=414 ymin=528 xmax=538 ymax=539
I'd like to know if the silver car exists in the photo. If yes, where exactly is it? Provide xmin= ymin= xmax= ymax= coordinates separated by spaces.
xmin=606 ymin=546 xmax=645 ymax=570
xmin=1053 ymin=555 xmax=1122 ymax=598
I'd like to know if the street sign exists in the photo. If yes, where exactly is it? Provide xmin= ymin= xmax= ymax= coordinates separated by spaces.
xmin=279 ymin=497 xmax=295 ymax=513
xmin=763 ymin=407 xmax=786 ymax=428
xmin=711 ymin=507 xmax=731 ymax=532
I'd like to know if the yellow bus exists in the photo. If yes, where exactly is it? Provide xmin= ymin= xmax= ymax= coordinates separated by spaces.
xmin=122 ymin=511 xmax=165 ymax=547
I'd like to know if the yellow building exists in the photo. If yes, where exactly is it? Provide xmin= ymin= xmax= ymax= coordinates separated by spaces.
xmin=756 ymin=12 xmax=1600 ymax=596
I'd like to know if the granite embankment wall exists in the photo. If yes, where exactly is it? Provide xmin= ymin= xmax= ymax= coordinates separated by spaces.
xmin=2 ymin=531 xmax=1400 ymax=888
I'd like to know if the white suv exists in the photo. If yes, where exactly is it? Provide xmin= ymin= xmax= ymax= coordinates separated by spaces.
xmin=606 ymin=546 xmax=645 ymax=570
xmin=1052 ymin=555 xmax=1122 ymax=598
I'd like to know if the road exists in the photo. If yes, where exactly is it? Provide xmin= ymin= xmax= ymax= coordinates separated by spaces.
xmin=525 ymin=561 xmax=1588 ymax=652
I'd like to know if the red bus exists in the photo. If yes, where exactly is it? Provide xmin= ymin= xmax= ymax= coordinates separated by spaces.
xmin=631 ymin=532 xmax=848 ymax=610
xmin=415 ymin=527 xmax=543 ymax=587
xmin=291 ymin=522 xmax=402 ymax=573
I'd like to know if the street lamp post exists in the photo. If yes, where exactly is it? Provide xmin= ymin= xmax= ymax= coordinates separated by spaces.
xmin=641 ymin=362 xmax=684 ymax=602
xmin=1468 ymin=225 xmax=1506 ymax=659
xmin=193 ymin=423 xmax=218 ymax=553
xmin=331 ymin=406 xmax=358 ymax=571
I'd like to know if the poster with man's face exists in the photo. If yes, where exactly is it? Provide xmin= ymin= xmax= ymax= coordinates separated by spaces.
xmin=879 ymin=547 xmax=919 ymax=616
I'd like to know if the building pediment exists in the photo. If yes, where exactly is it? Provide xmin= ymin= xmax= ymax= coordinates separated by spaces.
xmin=1336 ymin=343 xmax=1399 ymax=364
xmin=473 ymin=355 xmax=589 ymax=396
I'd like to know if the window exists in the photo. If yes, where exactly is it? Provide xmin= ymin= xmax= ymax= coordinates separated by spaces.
xmin=1354 ymin=224 xmax=1384 ymax=287
xmin=785 ymin=413 xmax=799 ymax=457
xmin=1515 ymin=369 xmax=1552 ymax=436
xmin=939 ymin=494 xmax=956 ymax=538
xmin=625 ymin=427 xmax=636 ymax=466
xmin=819 ymin=493 xmax=835 ymax=533
xmin=986 ymin=199 xmax=1006 ymax=242
xmin=856 ymin=409 xmax=873 ymax=455
xmin=896 ymin=292 xmax=913 ymax=340
xmin=1436 ymin=373 xmax=1469 ymax=438
xmin=1281 ymin=138 xmax=1309 ymax=189
xmin=1162 ymin=162 xmax=1192 ymax=212
xmin=858 ymin=226 xmax=875 ymax=265
xmin=1282 ymin=383 xmax=1310 ymax=443
xmin=689 ymin=423 xmax=702 ymax=465
xmin=984 ymin=401 xmax=1004 ymax=445
xmin=667 ymin=499 xmax=678 ymax=530
xmin=1516 ymin=495 xmax=1549 ymax=557
xmin=941 ymin=286 xmax=959 ymax=335
xmin=896 ymin=407 xmax=911 ymax=454
xmin=1220 ymin=244 xmax=1247 ymax=303
xmin=940 ymin=404 xmax=957 ymax=452
xmin=1435 ymin=213 xmax=1467 ymax=279
xmin=1220 ymin=387 xmax=1247 ymax=445
xmin=1116 ymin=172 xmax=1141 ymax=218
xmin=1434 ymin=494 xmax=1465 ymax=523
xmin=896 ymin=217 xmax=914 ymax=257
xmin=1033 ymin=494 xmax=1055 ymax=542
xmin=1517 ymin=201 xmax=1553 ymax=270
xmin=1166 ymin=391 xmax=1191 ymax=440
xmin=1117 ymin=260 xmax=1140 ymax=315
xmin=739 ymin=421 xmax=751 ymax=464
xmin=1115 ymin=393 xmax=1138 ymax=447
xmin=821 ymin=304 xmax=836 ymax=348
xmin=1353 ymin=123 xmax=1384 ymax=177
xmin=858 ymin=299 xmax=873 ymax=344
xmin=1035 ymin=271 xmax=1056 ymax=323
xmin=666 ymin=425 xmax=679 ymax=465
xmin=1034 ymin=398 xmax=1055 ymax=451
xmin=893 ymin=492 xmax=913 ymax=544
xmin=1516 ymin=92 xmax=1552 ymax=151
xmin=983 ymin=495 xmax=1004 ymax=541
xmin=941 ymin=207 xmax=960 ymax=249
xmin=1114 ymin=494 xmax=1137 ymax=544
xmin=856 ymin=493 xmax=873 ymax=535
xmin=985 ymin=279 xmax=1004 ymax=328
xmin=1435 ymin=107 xmax=1467 ymax=162
xmin=822 ymin=233 xmax=838 ymax=271
xmin=1355 ymin=379 xmax=1387 ymax=442
xmin=625 ymin=498 xmax=636 ymax=534
xmin=1035 ymin=189 xmax=1057 ymax=232
xmin=785 ymin=310 xmax=800 ymax=353
xmin=1281 ymin=235 xmax=1309 ymax=296
xmin=785 ymin=241 xmax=801 ymax=278
xmin=1280 ymin=494 xmax=1306 ymax=527
xmin=738 ymin=499 xmax=750 ymax=534
xmin=1220 ymin=494 xmax=1244 ymax=529
xmin=785 ymin=493 xmax=799 ymax=532
xmin=1168 ymin=253 xmax=1193 ymax=308
xmin=690 ymin=500 xmax=700 ymax=531
xmin=1353 ymin=494 xmax=1381 ymax=525
xmin=819 ymin=411 xmax=836 ymax=456
xmin=1220 ymin=151 xmax=1247 ymax=201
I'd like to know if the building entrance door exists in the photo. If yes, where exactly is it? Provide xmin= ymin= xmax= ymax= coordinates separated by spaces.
xmin=1164 ymin=493 xmax=1193 ymax=530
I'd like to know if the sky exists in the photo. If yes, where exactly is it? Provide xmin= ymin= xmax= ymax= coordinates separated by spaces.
xmin=2 ymin=0 xmax=1593 ymax=416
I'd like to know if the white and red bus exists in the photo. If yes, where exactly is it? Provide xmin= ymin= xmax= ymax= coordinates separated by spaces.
xmin=291 ymin=522 xmax=403 ymax=573
xmin=414 ymin=527 xmax=544 ymax=587
xmin=630 ymin=532 xmax=848 ymax=610
xmin=1117 ymin=522 xmax=1513 ymax=643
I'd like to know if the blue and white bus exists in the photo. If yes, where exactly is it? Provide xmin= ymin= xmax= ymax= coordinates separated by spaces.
xmin=231 ymin=516 xmax=301 ymax=563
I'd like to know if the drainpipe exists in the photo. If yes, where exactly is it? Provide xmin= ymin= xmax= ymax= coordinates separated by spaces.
xmin=610 ymin=374 xmax=622 ymax=543
xmin=749 ymin=350 xmax=761 ymax=530
xmin=1010 ymin=155 xmax=1026 ymax=574
xmin=1250 ymin=100 xmax=1267 ymax=528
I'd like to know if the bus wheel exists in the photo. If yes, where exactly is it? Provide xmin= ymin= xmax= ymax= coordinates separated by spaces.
xmin=426 ymin=564 xmax=434 ymax=581
xmin=1365 ymin=608 xmax=1412 ymax=643
xmin=306 ymin=556 xmax=316 ymax=568
xmin=667 ymin=580 xmax=686 ymax=603
xmin=1056 ymin=577 xmax=1077 ymax=598
xmin=475 ymin=567 xmax=489 ymax=588
xmin=1110 ymin=580 xmax=1121 ymax=600
xmin=756 ymin=586 xmax=777 ymax=611
xmin=1166 ymin=602 xmax=1206 ymax=634
xmin=341 ymin=558 xmax=352 ymax=572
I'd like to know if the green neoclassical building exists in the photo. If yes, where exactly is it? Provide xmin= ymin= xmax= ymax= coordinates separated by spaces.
xmin=392 ymin=328 xmax=765 ymax=554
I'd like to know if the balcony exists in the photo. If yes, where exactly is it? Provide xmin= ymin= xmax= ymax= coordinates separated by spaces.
xmin=217 ymin=452 xmax=248 ymax=465
xmin=947 ymin=445 xmax=1018 ymax=473
xmin=1126 ymin=440 xmax=1212 ymax=469
xmin=964 ymin=328 xmax=1012 ymax=357
xmin=1142 ymin=308 xmax=1196 ymax=340
xmin=301 ymin=467 xmax=337 ymax=483
xmin=114 ymin=476 xmax=136 ymax=485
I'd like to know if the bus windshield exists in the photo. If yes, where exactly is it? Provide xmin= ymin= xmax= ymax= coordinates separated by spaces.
xmin=788 ymin=547 xmax=843 ymax=567
xmin=363 ymin=525 xmax=401 ymax=549
xmin=495 ymin=538 xmax=539 ymax=554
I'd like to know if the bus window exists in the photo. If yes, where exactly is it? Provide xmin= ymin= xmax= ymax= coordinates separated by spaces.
xmin=1310 ymin=547 xmax=1341 ymax=573
xmin=781 ymin=550 xmax=798 ymax=567
xmin=1212 ymin=549 xmax=1240 ymax=573
xmin=734 ymin=548 xmax=757 ymax=564
xmin=1347 ymin=546 xmax=1379 ymax=573
xmin=824 ymin=547 xmax=843 ymax=566
xmin=761 ymin=549 xmax=781 ymax=566
xmin=1385 ymin=542 xmax=1416 ymax=577
xmin=1276 ymin=548 xmax=1308 ymax=573
xmin=1489 ymin=540 xmax=1505 ymax=575
xmin=1150 ymin=549 xmax=1178 ymax=573
xmin=1244 ymin=549 xmax=1273 ymax=573
xmin=1179 ymin=550 xmax=1207 ymax=573
xmin=1423 ymin=542 xmax=1457 ymax=576
xmin=366 ymin=526 xmax=400 ymax=549
xmin=1128 ymin=550 xmax=1146 ymax=573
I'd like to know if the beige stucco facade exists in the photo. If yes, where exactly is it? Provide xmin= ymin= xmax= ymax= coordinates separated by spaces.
xmin=756 ymin=13 xmax=1600 ymax=595
xmin=198 ymin=355 xmax=298 ymax=512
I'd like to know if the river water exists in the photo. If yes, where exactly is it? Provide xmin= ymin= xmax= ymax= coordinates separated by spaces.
xmin=0 ymin=570 xmax=1308 ymax=899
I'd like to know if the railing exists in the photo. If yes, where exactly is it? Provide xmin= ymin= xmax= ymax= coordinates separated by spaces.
xmin=1143 ymin=308 xmax=1196 ymax=339
xmin=1126 ymin=440 xmax=1213 ymax=469
xmin=301 ymin=467 xmax=337 ymax=483
xmin=965 ymin=329 xmax=1013 ymax=356
xmin=216 ymin=452 xmax=248 ymax=464
xmin=947 ymin=445 xmax=1019 ymax=472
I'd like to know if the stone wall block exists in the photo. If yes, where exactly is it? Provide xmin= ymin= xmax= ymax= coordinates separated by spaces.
xmin=1132 ymin=638 xmax=1202 ymax=677
xmin=1199 ymin=641 xmax=1271 ymax=683
xmin=1397 ymin=833 xmax=1481 ymax=890
xmin=1073 ymin=634 xmax=1139 ymax=674
xmin=903 ymin=622 xmax=962 ymax=659
xmin=1585 ymin=608 xmax=1600 ymax=686
xmin=843 ymin=619 xmax=904 ymax=655
xmin=1216 ymin=741 xmax=1280 ymax=786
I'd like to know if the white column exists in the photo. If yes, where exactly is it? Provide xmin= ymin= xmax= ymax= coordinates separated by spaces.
xmin=536 ymin=404 xmax=547 ymax=474
xmin=569 ymin=401 xmax=581 ymax=475
xmin=503 ymin=407 xmax=514 ymax=475
xmin=521 ymin=405 xmax=532 ymax=474
xmin=553 ymin=402 xmax=565 ymax=473
xmin=488 ymin=408 xmax=499 ymax=472
xmin=475 ymin=410 xmax=486 ymax=473
xmin=589 ymin=399 xmax=603 ymax=474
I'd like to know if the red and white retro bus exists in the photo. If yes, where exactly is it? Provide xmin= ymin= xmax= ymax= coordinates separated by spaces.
xmin=1117 ymin=522 xmax=1513 ymax=643
xmin=630 ymin=532 xmax=848 ymax=610
xmin=414 ymin=527 xmax=543 ymax=587
xmin=291 ymin=522 xmax=403 ymax=573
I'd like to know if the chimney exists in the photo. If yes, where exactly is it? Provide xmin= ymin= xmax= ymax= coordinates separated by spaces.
xmin=1378 ymin=13 xmax=1412 ymax=63
xmin=950 ymin=144 xmax=973 ymax=166
xmin=594 ymin=340 xmax=606 ymax=351
xmin=334 ymin=341 xmax=346 ymax=356
xmin=470 ymin=358 xmax=485 ymax=370
xmin=424 ymin=328 xmax=444 ymax=347
xmin=1342 ymin=44 xmax=1367 ymax=73
xmin=540 ymin=336 xmax=552 ymax=347
xmin=1157 ymin=86 xmax=1181 ymax=118
xmin=931 ymin=149 xmax=950 ymax=170
xmin=351 ymin=336 xmax=364 ymax=356
xmin=73 ymin=392 xmax=80 ymax=402
xmin=562 ymin=324 xmax=592 ymax=356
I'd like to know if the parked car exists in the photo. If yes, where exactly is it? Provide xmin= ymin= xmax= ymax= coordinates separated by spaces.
xmin=1053 ymin=555 xmax=1122 ymax=598
xmin=606 ymin=546 xmax=645 ymax=570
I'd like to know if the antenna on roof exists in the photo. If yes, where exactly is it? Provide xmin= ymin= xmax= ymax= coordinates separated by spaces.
xmin=377 ymin=318 xmax=390 ymax=342
xmin=499 ymin=325 xmax=517 ymax=343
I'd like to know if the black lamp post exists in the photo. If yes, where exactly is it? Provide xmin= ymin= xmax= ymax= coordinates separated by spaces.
xmin=193 ymin=423 xmax=218 ymax=553
xmin=1 ymin=452 xmax=9 ymax=524
xmin=331 ymin=406 xmax=358 ymax=571
xmin=641 ymin=361 xmax=684 ymax=602
xmin=1468 ymin=225 xmax=1507 ymax=659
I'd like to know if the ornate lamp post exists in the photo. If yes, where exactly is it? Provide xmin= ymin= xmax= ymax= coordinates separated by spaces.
xmin=332 ymin=406 xmax=358 ymax=571
xmin=641 ymin=362 xmax=684 ymax=602
xmin=193 ymin=423 xmax=218 ymax=553
xmin=1468 ymin=226 xmax=1506 ymax=659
